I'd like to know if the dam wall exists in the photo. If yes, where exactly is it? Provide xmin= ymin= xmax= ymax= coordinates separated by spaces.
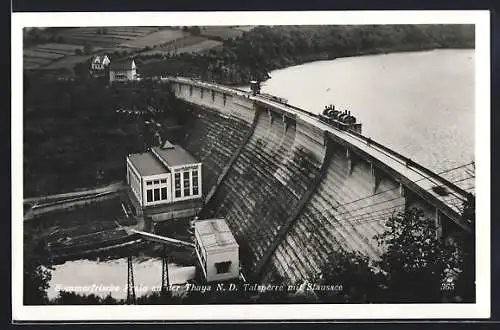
xmin=166 ymin=77 xmax=471 ymax=283
xmin=201 ymin=108 xmax=327 ymax=271
xmin=168 ymin=78 xmax=328 ymax=272
xmin=262 ymin=140 xmax=405 ymax=283
xmin=179 ymin=106 xmax=253 ymax=197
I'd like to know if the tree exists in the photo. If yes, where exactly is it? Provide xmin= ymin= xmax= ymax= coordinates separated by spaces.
xmin=314 ymin=249 xmax=382 ymax=303
xmin=23 ymin=226 xmax=52 ymax=305
xmin=375 ymin=208 xmax=460 ymax=302
xmin=452 ymin=195 xmax=476 ymax=302
xmin=23 ymin=263 xmax=52 ymax=305
xmin=52 ymin=291 xmax=102 ymax=305
xmin=190 ymin=26 xmax=201 ymax=36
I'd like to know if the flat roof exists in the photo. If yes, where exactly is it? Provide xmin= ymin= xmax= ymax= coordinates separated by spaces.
xmin=152 ymin=144 xmax=199 ymax=168
xmin=195 ymin=219 xmax=238 ymax=251
xmin=128 ymin=152 xmax=169 ymax=177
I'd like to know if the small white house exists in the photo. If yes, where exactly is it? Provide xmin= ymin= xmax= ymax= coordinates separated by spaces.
xmin=90 ymin=55 xmax=110 ymax=71
xmin=194 ymin=219 xmax=240 ymax=283
xmin=126 ymin=141 xmax=202 ymax=221
xmin=109 ymin=59 xmax=137 ymax=83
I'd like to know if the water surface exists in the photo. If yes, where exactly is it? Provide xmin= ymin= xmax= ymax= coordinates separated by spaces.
xmin=47 ymin=257 xmax=196 ymax=300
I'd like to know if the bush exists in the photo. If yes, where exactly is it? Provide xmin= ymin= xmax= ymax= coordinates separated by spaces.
xmin=83 ymin=43 xmax=94 ymax=55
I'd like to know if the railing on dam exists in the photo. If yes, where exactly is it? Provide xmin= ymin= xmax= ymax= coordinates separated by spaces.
xmin=165 ymin=76 xmax=473 ymax=231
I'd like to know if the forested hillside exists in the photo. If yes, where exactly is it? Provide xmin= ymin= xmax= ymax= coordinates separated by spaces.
xmin=23 ymin=78 xmax=184 ymax=196
xmin=139 ymin=24 xmax=475 ymax=85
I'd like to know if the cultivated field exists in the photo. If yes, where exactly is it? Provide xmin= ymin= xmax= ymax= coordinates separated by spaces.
xmin=200 ymin=26 xmax=245 ymax=40
xmin=24 ymin=26 xmax=247 ymax=73
xmin=58 ymin=26 xmax=162 ymax=47
xmin=231 ymin=26 xmax=257 ymax=32
xmin=24 ymin=43 xmax=89 ymax=69
xmin=24 ymin=27 xmax=163 ymax=70
xmin=42 ymin=55 xmax=91 ymax=70
xmin=139 ymin=36 xmax=222 ymax=56
xmin=118 ymin=29 xmax=189 ymax=49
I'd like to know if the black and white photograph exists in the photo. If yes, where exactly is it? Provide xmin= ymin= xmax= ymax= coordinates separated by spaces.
xmin=12 ymin=11 xmax=490 ymax=321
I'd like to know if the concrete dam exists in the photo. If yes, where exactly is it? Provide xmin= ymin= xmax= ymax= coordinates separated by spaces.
xmin=165 ymin=76 xmax=473 ymax=284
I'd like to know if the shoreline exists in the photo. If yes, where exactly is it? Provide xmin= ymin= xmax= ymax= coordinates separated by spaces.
xmin=226 ymin=46 xmax=474 ymax=87
xmin=26 ymin=46 xmax=474 ymax=84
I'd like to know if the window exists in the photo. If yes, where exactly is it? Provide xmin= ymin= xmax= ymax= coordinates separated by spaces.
xmin=153 ymin=180 xmax=159 ymax=185
xmin=160 ymin=179 xmax=167 ymax=183
xmin=192 ymin=170 xmax=199 ymax=195
xmin=175 ymin=173 xmax=181 ymax=198
xmin=146 ymin=189 xmax=153 ymax=203
xmin=183 ymin=171 xmax=191 ymax=196
xmin=189 ymin=86 xmax=193 ymax=96
xmin=212 ymin=90 xmax=215 ymax=102
xmin=161 ymin=187 xmax=167 ymax=200
xmin=153 ymin=188 xmax=160 ymax=201
xmin=200 ymin=88 xmax=204 ymax=98
xmin=215 ymin=261 xmax=231 ymax=274
xmin=146 ymin=181 xmax=152 ymax=186
xmin=223 ymin=94 xmax=227 ymax=106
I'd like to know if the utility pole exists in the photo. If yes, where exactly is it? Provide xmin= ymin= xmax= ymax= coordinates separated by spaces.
xmin=127 ymin=255 xmax=136 ymax=304
xmin=161 ymin=246 xmax=170 ymax=298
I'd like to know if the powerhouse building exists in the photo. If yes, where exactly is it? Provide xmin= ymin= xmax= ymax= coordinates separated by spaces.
xmin=126 ymin=141 xmax=203 ymax=221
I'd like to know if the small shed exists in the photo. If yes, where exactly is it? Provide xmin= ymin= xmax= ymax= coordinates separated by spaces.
xmin=194 ymin=219 xmax=240 ymax=283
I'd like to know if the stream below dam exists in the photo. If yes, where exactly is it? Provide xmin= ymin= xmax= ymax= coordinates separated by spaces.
xmin=46 ymin=257 xmax=196 ymax=300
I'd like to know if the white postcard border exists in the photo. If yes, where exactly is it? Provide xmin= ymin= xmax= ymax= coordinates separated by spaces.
xmin=12 ymin=10 xmax=491 ymax=321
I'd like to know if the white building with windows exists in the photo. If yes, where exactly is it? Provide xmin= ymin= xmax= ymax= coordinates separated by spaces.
xmin=109 ymin=59 xmax=137 ymax=83
xmin=126 ymin=141 xmax=203 ymax=221
xmin=90 ymin=55 xmax=110 ymax=71
xmin=194 ymin=219 xmax=240 ymax=283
